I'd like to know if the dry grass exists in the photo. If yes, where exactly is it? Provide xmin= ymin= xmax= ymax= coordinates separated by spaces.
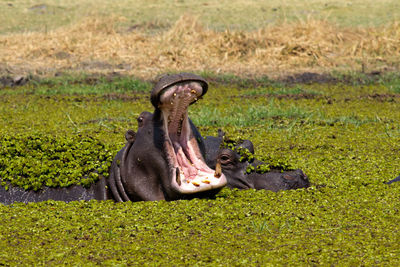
xmin=1 ymin=15 xmax=400 ymax=79
xmin=2 ymin=0 xmax=399 ymax=34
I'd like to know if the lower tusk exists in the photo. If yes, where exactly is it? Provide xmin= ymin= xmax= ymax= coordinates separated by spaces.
xmin=214 ymin=159 xmax=222 ymax=178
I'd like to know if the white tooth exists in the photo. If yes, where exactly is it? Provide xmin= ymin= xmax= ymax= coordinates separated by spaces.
xmin=214 ymin=160 xmax=222 ymax=178
xmin=173 ymin=93 xmax=177 ymax=97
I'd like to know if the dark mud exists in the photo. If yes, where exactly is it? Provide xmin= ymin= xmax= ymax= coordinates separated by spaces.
xmin=239 ymin=93 xmax=399 ymax=102
xmin=281 ymin=72 xmax=339 ymax=84
xmin=363 ymin=93 xmax=400 ymax=102
xmin=236 ymin=93 xmax=323 ymax=100
xmin=204 ymin=71 xmax=398 ymax=88
xmin=0 ymin=75 xmax=30 ymax=87
xmin=281 ymin=70 xmax=391 ymax=85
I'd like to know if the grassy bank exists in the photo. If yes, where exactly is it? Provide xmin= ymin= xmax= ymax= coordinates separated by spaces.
xmin=1 ymin=1 xmax=400 ymax=80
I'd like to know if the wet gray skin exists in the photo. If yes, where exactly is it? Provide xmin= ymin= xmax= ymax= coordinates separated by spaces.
xmin=132 ymin=113 xmax=310 ymax=192
xmin=203 ymin=134 xmax=310 ymax=191
xmin=215 ymin=147 xmax=310 ymax=191
xmin=108 ymin=73 xmax=227 ymax=201
xmin=0 ymin=180 xmax=109 ymax=205
xmin=386 ymin=175 xmax=400 ymax=184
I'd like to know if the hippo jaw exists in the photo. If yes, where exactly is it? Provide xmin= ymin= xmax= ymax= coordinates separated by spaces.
xmin=157 ymin=81 xmax=227 ymax=194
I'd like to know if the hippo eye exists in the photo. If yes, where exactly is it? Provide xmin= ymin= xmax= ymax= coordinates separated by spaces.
xmin=220 ymin=155 xmax=231 ymax=164
xmin=137 ymin=117 xmax=144 ymax=126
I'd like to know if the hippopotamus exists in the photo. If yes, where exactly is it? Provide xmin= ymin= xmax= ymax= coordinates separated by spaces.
xmin=201 ymin=133 xmax=309 ymax=191
xmin=128 ymin=112 xmax=310 ymax=192
xmin=0 ymin=73 xmax=227 ymax=204
xmin=0 ymin=180 xmax=108 ymax=205
xmin=107 ymin=73 xmax=227 ymax=201
xmin=215 ymin=145 xmax=309 ymax=191
xmin=386 ymin=175 xmax=400 ymax=184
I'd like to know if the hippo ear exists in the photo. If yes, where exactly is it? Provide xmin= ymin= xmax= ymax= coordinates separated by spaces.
xmin=237 ymin=140 xmax=254 ymax=154
xmin=217 ymin=129 xmax=225 ymax=138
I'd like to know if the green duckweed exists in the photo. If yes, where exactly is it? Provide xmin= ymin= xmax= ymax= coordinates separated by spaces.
xmin=0 ymin=73 xmax=400 ymax=265
xmin=0 ymin=133 xmax=117 ymax=190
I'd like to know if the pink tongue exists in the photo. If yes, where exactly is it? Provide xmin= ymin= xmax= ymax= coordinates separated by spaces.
xmin=174 ymin=142 xmax=198 ymax=180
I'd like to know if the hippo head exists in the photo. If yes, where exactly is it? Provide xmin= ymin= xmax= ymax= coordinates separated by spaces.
xmin=217 ymin=144 xmax=310 ymax=192
xmin=118 ymin=73 xmax=227 ymax=201
xmin=151 ymin=73 xmax=227 ymax=194
xmin=203 ymin=136 xmax=310 ymax=191
xmin=206 ymin=139 xmax=257 ymax=189
xmin=217 ymin=144 xmax=310 ymax=191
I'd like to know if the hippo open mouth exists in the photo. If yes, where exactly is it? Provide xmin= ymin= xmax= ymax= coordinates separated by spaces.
xmin=151 ymin=73 xmax=227 ymax=194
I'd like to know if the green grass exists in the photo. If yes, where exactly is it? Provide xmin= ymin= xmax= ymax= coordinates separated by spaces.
xmin=384 ymin=79 xmax=400 ymax=94
xmin=1 ymin=0 xmax=399 ymax=34
xmin=0 ymin=75 xmax=151 ymax=96
xmin=0 ymin=74 xmax=400 ymax=265
xmin=191 ymin=100 xmax=314 ymax=127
